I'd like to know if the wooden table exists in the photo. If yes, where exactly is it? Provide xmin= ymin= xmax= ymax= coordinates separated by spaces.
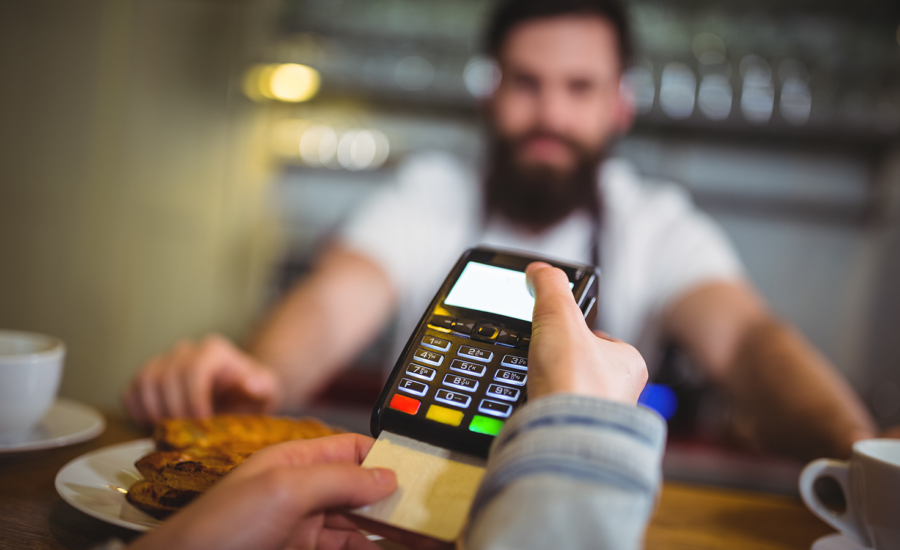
xmin=0 ymin=413 xmax=835 ymax=549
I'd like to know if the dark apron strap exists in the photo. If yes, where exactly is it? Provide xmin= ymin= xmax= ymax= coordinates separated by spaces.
xmin=589 ymin=208 xmax=602 ymax=270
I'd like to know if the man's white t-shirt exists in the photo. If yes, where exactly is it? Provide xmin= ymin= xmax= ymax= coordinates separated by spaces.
xmin=339 ymin=151 xmax=744 ymax=370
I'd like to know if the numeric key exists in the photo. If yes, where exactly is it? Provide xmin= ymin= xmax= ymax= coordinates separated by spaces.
xmin=413 ymin=348 xmax=444 ymax=367
xmin=494 ymin=369 xmax=527 ymax=386
xmin=501 ymin=355 xmax=528 ymax=370
xmin=421 ymin=335 xmax=451 ymax=352
xmin=434 ymin=389 xmax=471 ymax=409
xmin=405 ymin=363 xmax=436 ymax=381
xmin=486 ymin=384 xmax=520 ymax=402
xmin=442 ymin=373 xmax=479 ymax=392
xmin=458 ymin=345 xmax=493 ymax=362
xmin=449 ymin=359 xmax=486 ymax=377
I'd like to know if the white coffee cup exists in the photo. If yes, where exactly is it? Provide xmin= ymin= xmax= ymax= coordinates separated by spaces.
xmin=800 ymin=439 xmax=900 ymax=549
xmin=0 ymin=330 xmax=65 ymax=437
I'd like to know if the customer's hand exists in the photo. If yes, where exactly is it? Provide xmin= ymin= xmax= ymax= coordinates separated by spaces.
xmin=129 ymin=434 xmax=397 ymax=550
xmin=526 ymin=262 xmax=648 ymax=404
xmin=123 ymin=334 xmax=281 ymax=426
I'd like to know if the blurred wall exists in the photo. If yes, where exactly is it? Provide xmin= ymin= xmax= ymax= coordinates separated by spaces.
xmin=865 ymin=146 xmax=900 ymax=428
xmin=0 ymin=0 xmax=279 ymax=410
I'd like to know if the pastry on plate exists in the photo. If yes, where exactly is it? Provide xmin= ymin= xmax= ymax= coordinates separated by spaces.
xmin=127 ymin=415 xmax=342 ymax=517
xmin=126 ymin=480 xmax=201 ymax=519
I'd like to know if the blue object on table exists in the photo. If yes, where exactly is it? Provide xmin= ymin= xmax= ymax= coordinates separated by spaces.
xmin=638 ymin=383 xmax=678 ymax=420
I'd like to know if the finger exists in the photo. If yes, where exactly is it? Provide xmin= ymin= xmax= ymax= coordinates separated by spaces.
xmin=526 ymin=263 xmax=585 ymax=325
xmin=232 ymin=434 xmax=377 ymax=480
xmin=524 ymin=261 xmax=553 ymax=297
xmin=316 ymin=529 xmax=382 ymax=550
xmin=137 ymin=362 xmax=164 ymax=422
xmin=194 ymin=335 xmax=275 ymax=412
xmin=274 ymin=463 xmax=396 ymax=513
xmin=183 ymin=351 xmax=216 ymax=418
xmin=160 ymin=364 xmax=190 ymax=419
xmin=216 ymin=364 xmax=278 ymax=415
xmin=239 ymin=366 xmax=277 ymax=402
xmin=186 ymin=336 xmax=241 ymax=416
xmin=122 ymin=383 xmax=148 ymax=426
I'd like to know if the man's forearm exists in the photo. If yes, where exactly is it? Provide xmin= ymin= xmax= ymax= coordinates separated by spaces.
xmin=723 ymin=318 xmax=876 ymax=461
xmin=248 ymin=246 xmax=395 ymax=409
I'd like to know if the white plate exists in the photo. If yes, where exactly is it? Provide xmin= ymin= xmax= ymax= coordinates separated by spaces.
xmin=812 ymin=533 xmax=872 ymax=550
xmin=55 ymin=438 xmax=161 ymax=531
xmin=55 ymin=439 xmax=389 ymax=540
xmin=0 ymin=398 xmax=105 ymax=453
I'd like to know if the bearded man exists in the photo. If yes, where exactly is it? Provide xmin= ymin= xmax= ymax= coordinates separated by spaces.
xmin=124 ymin=0 xmax=887 ymax=461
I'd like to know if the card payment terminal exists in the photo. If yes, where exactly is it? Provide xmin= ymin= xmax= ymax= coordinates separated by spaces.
xmin=370 ymin=247 xmax=599 ymax=458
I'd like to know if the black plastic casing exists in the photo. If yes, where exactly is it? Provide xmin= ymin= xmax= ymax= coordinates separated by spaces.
xmin=370 ymin=247 xmax=599 ymax=458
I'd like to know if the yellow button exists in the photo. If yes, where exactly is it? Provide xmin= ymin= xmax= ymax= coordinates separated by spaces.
xmin=426 ymin=404 xmax=464 ymax=427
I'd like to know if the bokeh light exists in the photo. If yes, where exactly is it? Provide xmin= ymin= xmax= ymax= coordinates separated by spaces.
xmin=277 ymin=120 xmax=391 ymax=170
xmin=780 ymin=79 xmax=812 ymax=125
xmin=337 ymin=129 xmax=390 ymax=170
xmin=778 ymin=58 xmax=809 ymax=86
xmin=269 ymin=63 xmax=320 ymax=102
xmin=623 ymin=65 xmax=655 ymax=115
xmin=698 ymin=74 xmax=733 ymax=120
xmin=660 ymin=62 xmax=696 ymax=119
xmin=243 ymin=63 xmax=320 ymax=103
xmin=740 ymin=55 xmax=774 ymax=124
xmin=638 ymin=383 xmax=678 ymax=421
xmin=464 ymin=55 xmax=500 ymax=99
xmin=299 ymin=125 xmax=338 ymax=166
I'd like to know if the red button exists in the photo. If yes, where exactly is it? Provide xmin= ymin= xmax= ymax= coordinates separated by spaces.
xmin=389 ymin=394 xmax=420 ymax=415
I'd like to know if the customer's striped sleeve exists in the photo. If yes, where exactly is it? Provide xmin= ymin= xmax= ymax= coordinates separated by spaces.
xmin=465 ymin=394 xmax=667 ymax=550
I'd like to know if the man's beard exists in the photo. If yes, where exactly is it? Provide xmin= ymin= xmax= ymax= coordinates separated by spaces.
xmin=483 ymin=130 xmax=604 ymax=233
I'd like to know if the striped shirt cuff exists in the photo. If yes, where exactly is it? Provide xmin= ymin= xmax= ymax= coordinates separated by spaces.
xmin=469 ymin=394 xmax=667 ymax=519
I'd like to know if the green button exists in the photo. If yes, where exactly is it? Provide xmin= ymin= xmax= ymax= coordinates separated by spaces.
xmin=469 ymin=415 xmax=504 ymax=436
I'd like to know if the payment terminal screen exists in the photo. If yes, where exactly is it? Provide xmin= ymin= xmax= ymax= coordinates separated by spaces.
xmin=444 ymin=262 xmax=571 ymax=322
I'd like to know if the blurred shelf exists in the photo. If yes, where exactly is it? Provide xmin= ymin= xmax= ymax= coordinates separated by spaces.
xmin=260 ymin=0 xmax=900 ymax=145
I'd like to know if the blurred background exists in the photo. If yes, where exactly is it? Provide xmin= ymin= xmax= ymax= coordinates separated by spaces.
xmin=2 ymin=0 xmax=900 ymax=490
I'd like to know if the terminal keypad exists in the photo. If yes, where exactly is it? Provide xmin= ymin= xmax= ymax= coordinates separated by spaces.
xmin=387 ymin=316 xmax=529 ymax=437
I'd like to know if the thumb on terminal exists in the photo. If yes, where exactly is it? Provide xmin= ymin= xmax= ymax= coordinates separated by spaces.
xmin=526 ymin=262 xmax=585 ymax=326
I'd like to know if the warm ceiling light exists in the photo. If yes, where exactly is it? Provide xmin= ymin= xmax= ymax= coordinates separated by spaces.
xmin=244 ymin=63 xmax=320 ymax=102
xmin=268 ymin=64 xmax=320 ymax=102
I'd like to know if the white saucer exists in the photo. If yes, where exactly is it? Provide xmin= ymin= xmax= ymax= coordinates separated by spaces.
xmin=812 ymin=533 xmax=872 ymax=550
xmin=0 ymin=398 xmax=106 ymax=453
